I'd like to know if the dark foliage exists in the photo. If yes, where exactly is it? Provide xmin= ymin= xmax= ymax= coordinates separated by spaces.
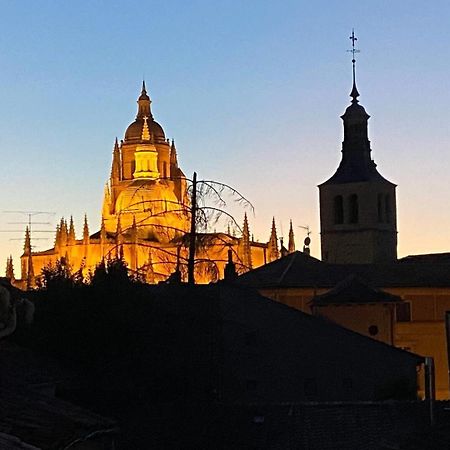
xmin=38 ymin=258 xmax=84 ymax=290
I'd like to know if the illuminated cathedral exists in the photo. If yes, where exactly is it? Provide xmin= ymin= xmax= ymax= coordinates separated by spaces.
xmin=8 ymin=83 xmax=299 ymax=288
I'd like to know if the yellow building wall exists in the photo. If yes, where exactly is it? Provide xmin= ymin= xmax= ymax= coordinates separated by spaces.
xmin=258 ymin=286 xmax=450 ymax=399
xmin=314 ymin=304 xmax=395 ymax=345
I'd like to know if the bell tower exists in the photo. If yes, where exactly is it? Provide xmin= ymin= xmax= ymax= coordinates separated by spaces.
xmin=319 ymin=31 xmax=397 ymax=264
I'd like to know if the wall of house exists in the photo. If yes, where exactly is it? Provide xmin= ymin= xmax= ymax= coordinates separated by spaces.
xmin=258 ymin=286 xmax=450 ymax=399
xmin=219 ymin=291 xmax=420 ymax=402
xmin=314 ymin=303 xmax=395 ymax=345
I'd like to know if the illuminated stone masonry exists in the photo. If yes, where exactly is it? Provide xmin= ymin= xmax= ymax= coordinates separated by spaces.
xmin=12 ymin=83 xmax=301 ymax=287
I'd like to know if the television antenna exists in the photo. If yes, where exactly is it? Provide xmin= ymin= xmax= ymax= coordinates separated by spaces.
xmin=2 ymin=210 xmax=55 ymax=247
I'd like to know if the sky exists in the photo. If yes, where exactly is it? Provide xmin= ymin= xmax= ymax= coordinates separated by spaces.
xmin=1 ymin=0 xmax=450 ymax=270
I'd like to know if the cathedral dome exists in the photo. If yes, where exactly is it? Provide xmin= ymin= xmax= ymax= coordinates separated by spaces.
xmin=124 ymin=118 xmax=166 ymax=143
xmin=124 ymin=82 xmax=167 ymax=143
xmin=115 ymin=179 xmax=178 ymax=214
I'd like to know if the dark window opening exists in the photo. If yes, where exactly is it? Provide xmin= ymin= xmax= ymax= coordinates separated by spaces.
xmin=334 ymin=195 xmax=344 ymax=224
xmin=349 ymin=194 xmax=359 ymax=224
xmin=385 ymin=195 xmax=392 ymax=223
xmin=396 ymin=302 xmax=411 ymax=322
xmin=368 ymin=325 xmax=379 ymax=336
xmin=377 ymin=194 xmax=383 ymax=222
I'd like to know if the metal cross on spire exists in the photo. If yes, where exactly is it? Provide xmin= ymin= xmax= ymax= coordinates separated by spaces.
xmin=347 ymin=29 xmax=361 ymax=103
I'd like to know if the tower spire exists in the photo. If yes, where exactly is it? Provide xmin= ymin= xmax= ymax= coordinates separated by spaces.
xmin=348 ymin=29 xmax=360 ymax=103
xmin=137 ymin=81 xmax=153 ymax=119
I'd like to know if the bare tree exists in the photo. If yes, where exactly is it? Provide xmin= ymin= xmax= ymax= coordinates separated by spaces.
xmin=104 ymin=171 xmax=254 ymax=284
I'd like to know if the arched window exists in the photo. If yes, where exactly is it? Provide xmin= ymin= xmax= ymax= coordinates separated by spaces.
xmin=349 ymin=194 xmax=359 ymax=224
xmin=334 ymin=195 xmax=344 ymax=224
xmin=377 ymin=194 xmax=383 ymax=222
xmin=385 ymin=195 xmax=391 ymax=223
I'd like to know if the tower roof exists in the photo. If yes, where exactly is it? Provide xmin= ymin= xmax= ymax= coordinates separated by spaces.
xmin=320 ymin=31 xmax=395 ymax=187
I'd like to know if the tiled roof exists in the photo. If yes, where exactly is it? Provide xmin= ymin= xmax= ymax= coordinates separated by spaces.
xmin=311 ymin=275 xmax=402 ymax=305
xmin=0 ymin=387 xmax=117 ymax=449
xmin=237 ymin=251 xmax=450 ymax=288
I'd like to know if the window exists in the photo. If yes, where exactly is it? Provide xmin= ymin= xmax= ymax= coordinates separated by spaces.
xmin=377 ymin=194 xmax=383 ymax=222
xmin=385 ymin=195 xmax=392 ymax=223
xmin=368 ymin=325 xmax=379 ymax=336
xmin=334 ymin=195 xmax=344 ymax=224
xmin=349 ymin=194 xmax=359 ymax=224
xmin=396 ymin=302 xmax=411 ymax=322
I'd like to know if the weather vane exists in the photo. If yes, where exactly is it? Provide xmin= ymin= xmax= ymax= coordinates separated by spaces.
xmin=347 ymin=29 xmax=361 ymax=101
xmin=348 ymin=29 xmax=360 ymax=64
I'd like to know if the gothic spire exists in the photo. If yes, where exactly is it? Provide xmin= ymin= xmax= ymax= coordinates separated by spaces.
xmin=5 ymin=256 xmax=14 ymax=280
xmin=146 ymin=250 xmax=155 ymax=284
xmin=116 ymin=216 xmax=124 ymax=245
xmin=170 ymin=139 xmax=178 ymax=167
xmin=68 ymin=216 xmax=76 ymax=245
xmin=111 ymin=137 xmax=121 ymax=183
xmin=267 ymin=217 xmax=279 ymax=262
xmin=130 ymin=215 xmax=138 ymax=243
xmin=82 ymin=214 xmax=90 ymax=246
xmin=100 ymin=216 xmax=107 ymax=243
xmin=239 ymin=213 xmax=252 ymax=270
xmin=288 ymin=220 xmax=295 ymax=253
xmin=60 ymin=218 xmax=68 ymax=248
xmin=24 ymin=226 xmax=31 ymax=254
xmin=102 ymin=183 xmax=111 ymax=217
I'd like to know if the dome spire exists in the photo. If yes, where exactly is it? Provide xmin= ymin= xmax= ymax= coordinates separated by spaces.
xmin=137 ymin=80 xmax=153 ymax=119
xmin=348 ymin=29 xmax=360 ymax=103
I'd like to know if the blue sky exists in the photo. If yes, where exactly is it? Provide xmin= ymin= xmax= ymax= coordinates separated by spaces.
xmin=2 ymin=0 xmax=450 ymax=268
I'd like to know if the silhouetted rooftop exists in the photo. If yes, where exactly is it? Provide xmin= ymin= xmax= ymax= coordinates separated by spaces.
xmin=237 ymin=251 xmax=450 ymax=288
xmin=310 ymin=274 xmax=402 ymax=305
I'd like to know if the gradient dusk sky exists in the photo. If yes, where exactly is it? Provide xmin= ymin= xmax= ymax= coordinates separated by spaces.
xmin=1 ymin=0 xmax=450 ymax=268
